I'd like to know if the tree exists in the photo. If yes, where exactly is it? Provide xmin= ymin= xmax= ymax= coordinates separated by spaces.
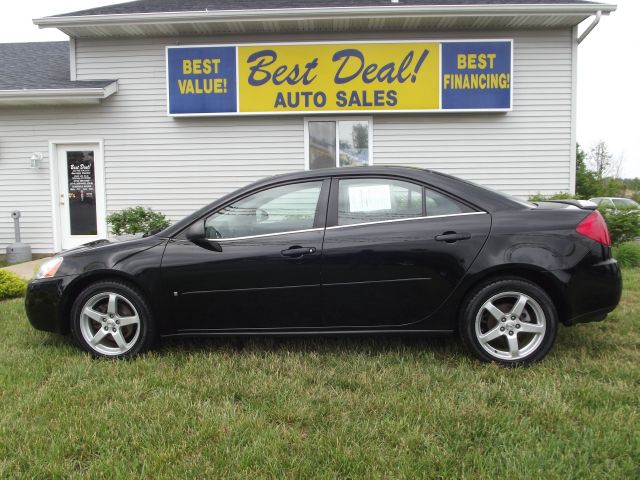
xmin=589 ymin=140 xmax=611 ymax=181
xmin=575 ymin=143 xmax=601 ymax=198
xmin=588 ymin=140 xmax=619 ymax=181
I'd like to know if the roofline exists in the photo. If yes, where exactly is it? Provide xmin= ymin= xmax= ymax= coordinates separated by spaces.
xmin=0 ymin=81 xmax=118 ymax=104
xmin=159 ymin=164 xmax=522 ymax=238
xmin=33 ymin=3 xmax=616 ymax=29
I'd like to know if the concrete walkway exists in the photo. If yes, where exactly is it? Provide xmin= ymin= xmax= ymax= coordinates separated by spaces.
xmin=1 ymin=258 xmax=50 ymax=280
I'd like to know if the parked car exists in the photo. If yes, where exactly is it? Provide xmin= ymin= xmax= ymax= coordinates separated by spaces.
xmin=26 ymin=167 xmax=622 ymax=364
xmin=589 ymin=197 xmax=640 ymax=211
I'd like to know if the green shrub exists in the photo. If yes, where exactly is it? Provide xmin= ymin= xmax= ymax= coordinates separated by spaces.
xmin=528 ymin=192 xmax=579 ymax=202
xmin=599 ymin=207 xmax=640 ymax=245
xmin=613 ymin=242 xmax=640 ymax=268
xmin=0 ymin=270 xmax=27 ymax=300
xmin=107 ymin=207 xmax=170 ymax=236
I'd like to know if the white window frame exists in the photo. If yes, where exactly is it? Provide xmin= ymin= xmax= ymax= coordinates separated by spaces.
xmin=303 ymin=116 xmax=374 ymax=170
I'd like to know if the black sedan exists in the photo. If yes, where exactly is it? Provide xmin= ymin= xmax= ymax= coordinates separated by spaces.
xmin=26 ymin=167 xmax=622 ymax=364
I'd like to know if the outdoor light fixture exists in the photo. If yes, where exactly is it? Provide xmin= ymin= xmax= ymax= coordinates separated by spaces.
xmin=30 ymin=152 xmax=43 ymax=169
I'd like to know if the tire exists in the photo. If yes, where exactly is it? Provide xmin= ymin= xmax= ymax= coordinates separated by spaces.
xmin=459 ymin=278 xmax=558 ymax=365
xmin=69 ymin=280 xmax=157 ymax=358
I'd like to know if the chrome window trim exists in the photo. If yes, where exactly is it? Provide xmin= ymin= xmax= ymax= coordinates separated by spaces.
xmin=327 ymin=211 xmax=488 ymax=230
xmin=206 ymin=212 xmax=488 ymax=241
xmin=207 ymin=227 xmax=324 ymax=242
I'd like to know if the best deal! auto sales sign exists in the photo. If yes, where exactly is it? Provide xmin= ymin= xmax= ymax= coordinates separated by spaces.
xmin=166 ymin=40 xmax=512 ymax=116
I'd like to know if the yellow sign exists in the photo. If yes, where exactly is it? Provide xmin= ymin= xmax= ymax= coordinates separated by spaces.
xmin=166 ymin=40 xmax=512 ymax=115
xmin=237 ymin=42 xmax=440 ymax=113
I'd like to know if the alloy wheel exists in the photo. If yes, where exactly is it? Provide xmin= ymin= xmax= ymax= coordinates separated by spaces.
xmin=474 ymin=291 xmax=547 ymax=361
xmin=78 ymin=292 xmax=141 ymax=356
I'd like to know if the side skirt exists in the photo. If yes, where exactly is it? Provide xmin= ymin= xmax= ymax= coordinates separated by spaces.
xmin=162 ymin=329 xmax=455 ymax=338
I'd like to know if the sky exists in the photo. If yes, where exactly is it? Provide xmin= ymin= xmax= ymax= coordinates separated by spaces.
xmin=1 ymin=0 xmax=638 ymax=178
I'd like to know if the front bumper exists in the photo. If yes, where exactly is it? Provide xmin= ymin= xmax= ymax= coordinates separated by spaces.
xmin=25 ymin=277 xmax=69 ymax=334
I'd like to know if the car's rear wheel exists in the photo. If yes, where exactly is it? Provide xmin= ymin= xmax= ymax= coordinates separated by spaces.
xmin=459 ymin=278 xmax=558 ymax=365
xmin=70 ymin=280 xmax=156 ymax=358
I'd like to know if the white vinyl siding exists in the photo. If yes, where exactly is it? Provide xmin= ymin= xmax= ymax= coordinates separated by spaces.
xmin=0 ymin=29 xmax=575 ymax=254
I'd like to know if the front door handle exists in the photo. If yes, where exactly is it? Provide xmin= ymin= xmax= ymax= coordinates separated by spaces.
xmin=281 ymin=246 xmax=317 ymax=258
xmin=435 ymin=232 xmax=471 ymax=243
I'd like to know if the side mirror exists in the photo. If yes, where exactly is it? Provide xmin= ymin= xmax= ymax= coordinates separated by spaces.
xmin=186 ymin=221 xmax=222 ymax=252
xmin=186 ymin=221 xmax=206 ymax=242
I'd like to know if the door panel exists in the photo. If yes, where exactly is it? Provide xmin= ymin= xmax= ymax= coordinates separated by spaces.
xmin=321 ymin=213 xmax=491 ymax=328
xmin=161 ymin=179 xmax=329 ymax=331
xmin=162 ymin=230 xmax=324 ymax=330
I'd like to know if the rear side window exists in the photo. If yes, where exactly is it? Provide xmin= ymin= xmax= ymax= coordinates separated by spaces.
xmin=337 ymin=178 xmax=472 ymax=226
xmin=612 ymin=198 xmax=639 ymax=209
xmin=338 ymin=179 xmax=421 ymax=225
xmin=424 ymin=189 xmax=474 ymax=216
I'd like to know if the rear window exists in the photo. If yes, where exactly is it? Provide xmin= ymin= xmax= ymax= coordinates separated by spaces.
xmin=433 ymin=173 xmax=535 ymax=209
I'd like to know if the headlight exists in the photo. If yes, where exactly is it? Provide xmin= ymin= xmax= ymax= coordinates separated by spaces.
xmin=35 ymin=257 xmax=64 ymax=279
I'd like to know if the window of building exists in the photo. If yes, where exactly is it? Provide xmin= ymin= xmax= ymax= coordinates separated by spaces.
xmin=205 ymin=181 xmax=323 ymax=239
xmin=305 ymin=117 xmax=373 ymax=170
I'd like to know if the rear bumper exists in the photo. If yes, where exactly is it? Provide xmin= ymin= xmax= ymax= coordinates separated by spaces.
xmin=25 ymin=277 xmax=69 ymax=334
xmin=563 ymin=256 xmax=622 ymax=325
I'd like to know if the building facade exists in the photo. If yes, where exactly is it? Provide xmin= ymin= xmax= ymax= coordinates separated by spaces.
xmin=0 ymin=0 xmax=614 ymax=255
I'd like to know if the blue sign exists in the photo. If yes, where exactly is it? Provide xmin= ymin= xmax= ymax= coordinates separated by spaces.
xmin=167 ymin=46 xmax=237 ymax=114
xmin=441 ymin=41 xmax=511 ymax=110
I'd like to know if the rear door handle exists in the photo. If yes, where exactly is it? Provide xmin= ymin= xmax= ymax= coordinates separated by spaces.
xmin=281 ymin=246 xmax=317 ymax=257
xmin=435 ymin=232 xmax=471 ymax=243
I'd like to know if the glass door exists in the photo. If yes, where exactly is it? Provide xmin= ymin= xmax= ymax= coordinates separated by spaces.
xmin=56 ymin=144 xmax=106 ymax=250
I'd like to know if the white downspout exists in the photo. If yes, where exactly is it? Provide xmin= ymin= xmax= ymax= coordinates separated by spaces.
xmin=69 ymin=38 xmax=77 ymax=80
xmin=578 ymin=10 xmax=602 ymax=44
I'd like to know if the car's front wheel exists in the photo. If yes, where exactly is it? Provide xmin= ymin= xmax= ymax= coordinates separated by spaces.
xmin=459 ymin=278 xmax=558 ymax=365
xmin=70 ymin=280 xmax=156 ymax=358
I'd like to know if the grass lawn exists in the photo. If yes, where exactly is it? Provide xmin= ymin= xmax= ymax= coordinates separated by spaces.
xmin=1 ymin=272 xmax=638 ymax=478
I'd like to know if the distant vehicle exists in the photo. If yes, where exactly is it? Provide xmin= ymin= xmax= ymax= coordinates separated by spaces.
xmin=589 ymin=197 xmax=640 ymax=211
xmin=26 ymin=167 xmax=622 ymax=365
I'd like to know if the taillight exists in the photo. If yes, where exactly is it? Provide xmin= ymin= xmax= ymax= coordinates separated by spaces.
xmin=576 ymin=211 xmax=611 ymax=246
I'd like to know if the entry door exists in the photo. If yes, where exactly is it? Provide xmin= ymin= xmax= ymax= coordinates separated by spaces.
xmin=56 ymin=144 xmax=106 ymax=250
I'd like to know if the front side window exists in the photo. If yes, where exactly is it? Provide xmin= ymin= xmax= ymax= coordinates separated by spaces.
xmin=307 ymin=118 xmax=372 ymax=170
xmin=205 ymin=182 xmax=322 ymax=239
